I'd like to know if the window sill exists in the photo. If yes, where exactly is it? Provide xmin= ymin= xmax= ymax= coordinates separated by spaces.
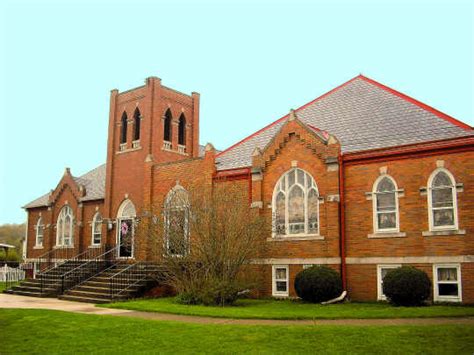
xmin=53 ymin=245 xmax=74 ymax=249
xmin=268 ymin=235 xmax=325 ymax=242
xmin=434 ymin=297 xmax=461 ymax=303
xmin=89 ymin=245 xmax=101 ymax=248
xmin=116 ymin=146 xmax=142 ymax=155
xmin=368 ymin=232 xmax=406 ymax=239
xmin=33 ymin=246 xmax=44 ymax=250
xmin=422 ymin=229 xmax=465 ymax=237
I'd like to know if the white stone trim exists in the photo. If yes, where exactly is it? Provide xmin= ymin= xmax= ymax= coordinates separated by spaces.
xmin=346 ymin=255 xmax=474 ymax=265
xmin=267 ymin=235 xmax=324 ymax=242
xmin=254 ymin=257 xmax=341 ymax=265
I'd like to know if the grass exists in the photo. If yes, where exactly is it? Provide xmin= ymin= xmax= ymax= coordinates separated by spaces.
xmin=0 ymin=281 xmax=19 ymax=292
xmin=2 ymin=308 xmax=474 ymax=354
xmin=101 ymin=297 xmax=474 ymax=320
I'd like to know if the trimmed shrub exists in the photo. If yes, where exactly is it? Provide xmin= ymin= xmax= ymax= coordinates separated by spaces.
xmin=294 ymin=266 xmax=343 ymax=303
xmin=382 ymin=266 xmax=431 ymax=306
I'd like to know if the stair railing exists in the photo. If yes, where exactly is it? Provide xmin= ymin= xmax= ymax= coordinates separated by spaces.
xmin=60 ymin=244 xmax=120 ymax=294
xmin=109 ymin=262 xmax=164 ymax=300
xmin=39 ymin=244 xmax=107 ymax=276
xmin=39 ymin=245 xmax=109 ymax=295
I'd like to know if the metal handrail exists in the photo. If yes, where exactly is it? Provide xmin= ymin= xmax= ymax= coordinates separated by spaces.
xmin=60 ymin=244 xmax=121 ymax=293
xmin=39 ymin=244 xmax=106 ymax=276
xmin=38 ymin=245 xmax=110 ymax=294
xmin=109 ymin=262 xmax=164 ymax=300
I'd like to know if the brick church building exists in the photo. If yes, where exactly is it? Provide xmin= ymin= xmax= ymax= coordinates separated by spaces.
xmin=23 ymin=75 xmax=474 ymax=303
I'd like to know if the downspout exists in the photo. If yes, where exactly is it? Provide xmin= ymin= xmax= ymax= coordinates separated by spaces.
xmin=248 ymin=168 xmax=252 ymax=205
xmin=338 ymin=153 xmax=347 ymax=290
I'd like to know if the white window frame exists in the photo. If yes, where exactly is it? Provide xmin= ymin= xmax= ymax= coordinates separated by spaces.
xmin=272 ymin=265 xmax=289 ymax=297
xmin=56 ymin=205 xmax=74 ymax=247
xmin=427 ymin=168 xmax=459 ymax=231
xmin=272 ymin=168 xmax=320 ymax=238
xmin=91 ymin=212 xmax=102 ymax=246
xmin=116 ymin=199 xmax=136 ymax=259
xmin=376 ymin=264 xmax=401 ymax=301
xmin=35 ymin=217 xmax=44 ymax=247
xmin=372 ymin=175 xmax=400 ymax=234
xmin=164 ymin=185 xmax=190 ymax=257
xmin=433 ymin=264 xmax=462 ymax=303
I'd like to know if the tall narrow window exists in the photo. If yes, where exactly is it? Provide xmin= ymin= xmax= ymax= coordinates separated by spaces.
xmin=164 ymin=186 xmax=189 ymax=256
xmin=117 ymin=199 xmax=136 ymax=258
xmin=56 ymin=206 xmax=74 ymax=247
xmin=120 ymin=112 xmax=128 ymax=144
xmin=133 ymin=108 xmax=141 ymax=141
xmin=428 ymin=169 xmax=458 ymax=230
xmin=92 ymin=212 xmax=102 ymax=246
xmin=35 ymin=217 xmax=44 ymax=247
xmin=272 ymin=168 xmax=319 ymax=237
xmin=163 ymin=109 xmax=172 ymax=143
xmin=272 ymin=265 xmax=289 ymax=297
xmin=373 ymin=176 xmax=399 ymax=232
xmin=178 ymin=114 xmax=186 ymax=146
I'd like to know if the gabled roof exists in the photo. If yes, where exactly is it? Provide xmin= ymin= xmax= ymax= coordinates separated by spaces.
xmin=24 ymin=164 xmax=106 ymax=209
xmin=216 ymin=75 xmax=473 ymax=170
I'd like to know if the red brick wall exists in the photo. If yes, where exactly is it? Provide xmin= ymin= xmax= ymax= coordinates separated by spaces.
xmin=344 ymin=151 xmax=474 ymax=258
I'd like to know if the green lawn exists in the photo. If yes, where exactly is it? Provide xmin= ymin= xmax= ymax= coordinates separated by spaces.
xmin=101 ymin=297 xmax=474 ymax=320
xmin=0 ymin=281 xmax=19 ymax=292
xmin=1 ymin=308 xmax=474 ymax=354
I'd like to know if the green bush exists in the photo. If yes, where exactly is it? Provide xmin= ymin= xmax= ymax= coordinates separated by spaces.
xmin=294 ymin=266 xmax=343 ymax=303
xmin=383 ymin=266 xmax=431 ymax=306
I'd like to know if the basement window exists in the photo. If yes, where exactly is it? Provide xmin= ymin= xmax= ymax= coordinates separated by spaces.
xmin=433 ymin=264 xmax=461 ymax=302
xmin=272 ymin=265 xmax=289 ymax=297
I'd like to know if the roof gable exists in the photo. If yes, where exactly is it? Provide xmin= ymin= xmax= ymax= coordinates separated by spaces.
xmin=216 ymin=75 xmax=473 ymax=170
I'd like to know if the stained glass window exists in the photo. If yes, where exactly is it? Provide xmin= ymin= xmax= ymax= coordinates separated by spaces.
xmin=56 ymin=206 xmax=74 ymax=247
xmin=272 ymin=168 xmax=319 ymax=236
xmin=165 ymin=186 xmax=189 ymax=256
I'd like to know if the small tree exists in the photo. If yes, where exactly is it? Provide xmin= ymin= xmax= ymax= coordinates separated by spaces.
xmin=137 ymin=182 xmax=266 ymax=306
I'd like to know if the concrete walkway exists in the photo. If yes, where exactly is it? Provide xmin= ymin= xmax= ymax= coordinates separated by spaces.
xmin=1 ymin=293 xmax=474 ymax=326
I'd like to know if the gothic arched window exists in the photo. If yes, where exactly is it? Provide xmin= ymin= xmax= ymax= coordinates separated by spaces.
xmin=133 ymin=108 xmax=141 ymax=141
xmin=92 ymin=212 xmax=102 ymax=246
xmin=120 ymin=112 xmax=128 ymax=144
xmin=272 ymin=168 xmax=319 ymax=237
xmin=35 ymin=217 xmax=44 ymax=247
xmin=164 ymin=109 xmax=172 ymax=143
xmin=164 ymin=186 xmax=190 ymax=256
xmin=56 ymin=205 xmax=74 ymax=247
xmin=178 ymin=114 xmax=186 ymax=146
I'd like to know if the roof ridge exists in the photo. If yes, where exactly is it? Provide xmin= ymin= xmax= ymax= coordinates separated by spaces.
xmin=358 ymin=75 xmax=472 ymax=131
xmin=216 ymin=75 xmax=362 ymax=158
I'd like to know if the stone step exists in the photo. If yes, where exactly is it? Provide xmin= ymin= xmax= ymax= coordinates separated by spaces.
xmin=58 ymin=294 xmax=113 ymax=304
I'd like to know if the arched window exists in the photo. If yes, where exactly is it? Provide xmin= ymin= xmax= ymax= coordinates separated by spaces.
xmin=272 ymin=168 xmax=319 ymax=237
xmin=133 ymin=108 xmax=141 ymax=141
xmin=120 ymin=112 xmax=128 ymax=144
xmin=163 ymin=109 xmax=172 ymax=143
xmin=117 ymin=199 xmax=136 ymax=258
xmin=372 ymin=175 xmax=399 ymax=232
xmin=35 ymin=217 xmax=44 ymax=247
xmin=428 ymin=169 xmax=458 ymax=230
xmin=165 ymin=186 xmax=189 ymax=256
xmin=92 ymin=212 xmax=102 ymax=246
xmin=178 ymin=114 xmax=186 ymax=146
xmin=56 ymin=206 xmax=74 ymax=247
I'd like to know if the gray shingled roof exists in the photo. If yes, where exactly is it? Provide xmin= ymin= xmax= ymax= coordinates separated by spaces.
xmin=24 ymin=164 xmax=106 ymax=209
xmin=216 ymin=76 xmax=473 ymax=170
